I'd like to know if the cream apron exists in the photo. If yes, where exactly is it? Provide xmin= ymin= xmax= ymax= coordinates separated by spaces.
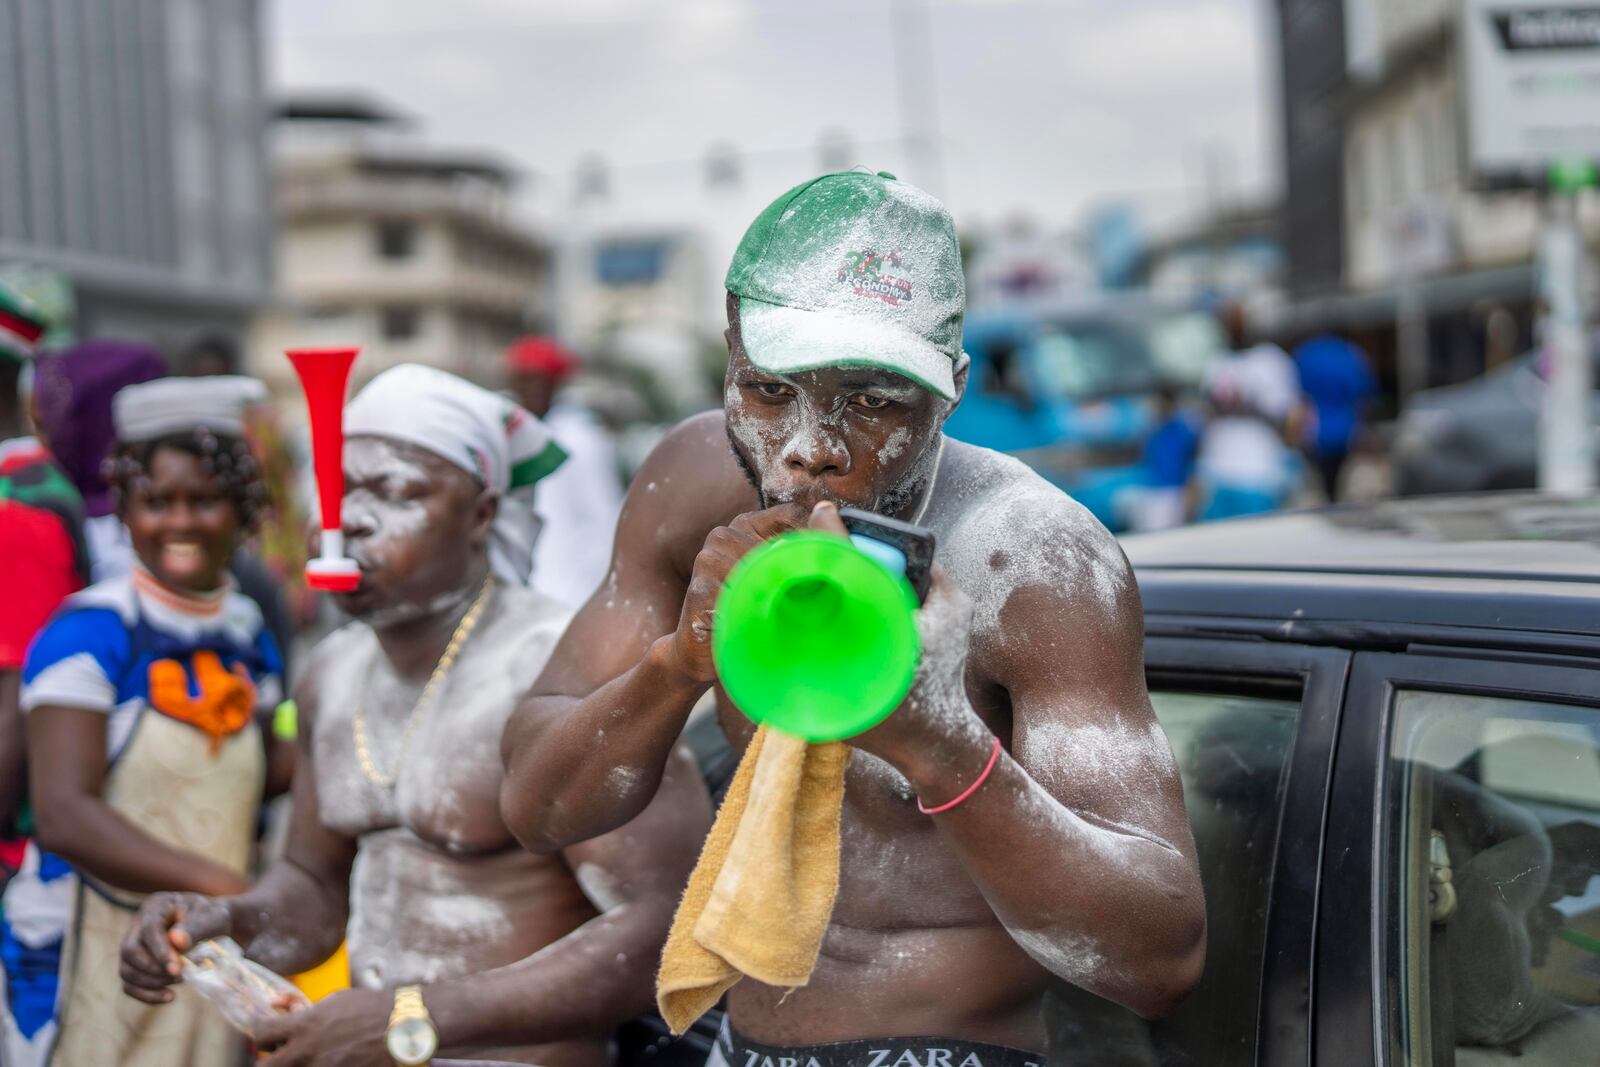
xmin=48 ymin=709 xmax=264 ymax=1067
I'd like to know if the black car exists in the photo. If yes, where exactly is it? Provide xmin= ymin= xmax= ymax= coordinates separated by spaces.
xmin=1085 ymin=494 xmax=1600 ymax=1067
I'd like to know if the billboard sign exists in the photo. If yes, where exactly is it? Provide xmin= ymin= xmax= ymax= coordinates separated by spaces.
xmin=1461 ymin=0 xmax=1600 ymax=181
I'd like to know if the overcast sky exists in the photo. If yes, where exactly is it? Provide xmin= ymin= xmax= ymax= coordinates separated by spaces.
xmin=270 ymin=0 xmax=1280 ymax=238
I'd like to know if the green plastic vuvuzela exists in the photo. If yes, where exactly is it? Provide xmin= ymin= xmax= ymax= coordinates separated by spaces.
xmin=712 ymin=531 xmax=921 ymax=743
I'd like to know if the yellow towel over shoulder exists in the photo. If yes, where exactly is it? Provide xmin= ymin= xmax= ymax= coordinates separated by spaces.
xmin=657 ymin=725 xmax=851 ymax=1034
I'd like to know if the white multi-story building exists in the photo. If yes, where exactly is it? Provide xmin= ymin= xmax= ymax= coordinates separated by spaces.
xmin=251 ymin=95 xmax=553 ymax=394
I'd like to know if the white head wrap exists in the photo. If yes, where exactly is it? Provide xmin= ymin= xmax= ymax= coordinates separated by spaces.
xmin=114 ymin=376 xmax=269 ymax=442
xmin=344 ymin=364 xmax=567 ymax=584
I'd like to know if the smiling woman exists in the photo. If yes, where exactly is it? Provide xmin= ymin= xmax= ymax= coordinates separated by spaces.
xmin=0 ymin=376 xmax=286 ymax=1067
xmin=109 ymin=434 xmax=269 ymax=594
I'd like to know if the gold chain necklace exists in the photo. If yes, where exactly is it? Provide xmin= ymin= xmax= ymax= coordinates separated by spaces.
xmin=353 ymin=577 xmax=495 ymax=790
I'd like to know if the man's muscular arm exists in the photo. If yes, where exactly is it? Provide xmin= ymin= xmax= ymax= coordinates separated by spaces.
xmin=501 ymin=413 xmax=791 ymax=852
xmin=249 ymin=748 xmax=713 ymax=1062
xmin=412 ymin=746 xmax=712 ymax=1051
xmin=844 ymin=502 xmax=1206 ymax=1020
xmin=120 ymin=655 xmax=358 ymax=1001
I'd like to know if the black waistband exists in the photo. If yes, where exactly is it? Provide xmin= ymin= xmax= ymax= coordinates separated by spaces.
xmin=717 ymin=1019 xmax=1049 ymax=1067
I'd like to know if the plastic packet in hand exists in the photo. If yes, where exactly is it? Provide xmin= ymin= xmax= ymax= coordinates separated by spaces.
xmin=181 ymin=936 xmax=309 ymax=1038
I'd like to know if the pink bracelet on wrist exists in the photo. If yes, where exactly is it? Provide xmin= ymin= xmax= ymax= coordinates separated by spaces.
xmin=917 ymin=735 xmax=1003 ymax=816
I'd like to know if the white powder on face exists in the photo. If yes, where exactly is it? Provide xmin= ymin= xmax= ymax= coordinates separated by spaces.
xmin=724 ymin=372 xmax=945 ymax=516
xmin=878 ymin=425 xmax=912 ymax=463
xmin=724 ymin=374 xmax=846 ymax=506
xmin=342 ymin=439 xmax=437 ymax=557
xmin=338 ymin=437 xmax=491 ymax=629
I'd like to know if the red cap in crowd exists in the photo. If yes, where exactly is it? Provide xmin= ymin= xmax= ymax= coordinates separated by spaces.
xmin=506 ymin=336 xmax=578 ymax=381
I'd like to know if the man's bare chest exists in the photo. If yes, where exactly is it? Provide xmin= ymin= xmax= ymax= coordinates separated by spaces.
xmin=711 ymin=659 xmax=1007 ymax=927
xmin=315 ymin=675 xmax=518 ymax=854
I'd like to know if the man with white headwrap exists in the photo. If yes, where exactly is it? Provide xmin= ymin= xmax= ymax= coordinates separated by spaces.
xmin=345 ymin=363 xmax=568 ymax=586
xmin=119 ymin=365 xmax=712 ymax=1066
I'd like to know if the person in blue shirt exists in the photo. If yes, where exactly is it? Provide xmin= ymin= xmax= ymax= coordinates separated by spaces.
xmin=1 ymin=377 xmax=283 ymax=1067
xmin=1293 ymin=333 xmax=1377 ymax=501
xmin=1124 ymin=384 xmax=1201 ymax=532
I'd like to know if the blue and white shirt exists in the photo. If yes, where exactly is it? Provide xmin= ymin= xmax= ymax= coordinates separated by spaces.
xmin=1 ymin=568 xmax=282 ymax=1066
xmin=20 ymin=567 xmax=283 ymax=756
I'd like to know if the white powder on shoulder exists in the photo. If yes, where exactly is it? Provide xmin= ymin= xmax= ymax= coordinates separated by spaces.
xmin=935 ymin=449 xmax=1132 ymax=638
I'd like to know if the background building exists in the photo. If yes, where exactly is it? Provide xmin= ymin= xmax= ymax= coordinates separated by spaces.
xmin=250 ymin=94 xmax=554 ymax=394
xmin=560 ymin=227 xmax=705 ymax=350
xmin=1275 ymin=0 xmax=1350 ymax=300
xmin=1273 ymin=0 xmax=1600 ymax=404
xmin=1336 ymin=0 xmax=1544 ymax=395
xmin=0 ymin=0 xmax=272 ymax=347
xmin=1135 ymin=197 xmax=1286 ymax=313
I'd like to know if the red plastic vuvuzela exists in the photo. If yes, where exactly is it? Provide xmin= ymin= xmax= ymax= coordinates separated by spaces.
xmin=286 ymin=347 xmax=362 ymax=593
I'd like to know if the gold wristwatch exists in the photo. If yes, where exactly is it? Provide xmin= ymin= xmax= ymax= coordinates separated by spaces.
xmin=384 ymin=985 xmax=439 ymax=1066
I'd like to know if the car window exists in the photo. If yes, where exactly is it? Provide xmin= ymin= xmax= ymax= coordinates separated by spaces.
xmin=1387 ymin=690 xmax=1600 ymax=1066
xmin=1049 ymin=687 xmax=1298 ymax=1066
xmin=1144 ymin=312 xmax=1225 ymax=388
xmin=1031 ymin=321 xmax=1159 ymax=401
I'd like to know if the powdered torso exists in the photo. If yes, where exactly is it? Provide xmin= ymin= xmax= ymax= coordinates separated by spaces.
xmin=681 ymin=422 xmax=1168 ymax=1051
xmin=314 ymin=584 xmax=604 ymax=1067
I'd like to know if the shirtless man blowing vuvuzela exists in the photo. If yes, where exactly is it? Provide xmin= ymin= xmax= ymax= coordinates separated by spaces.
xmin=119 ymin=366 xmax=710 ymax=1067
xmin=501 ymin=171 xmax=1207 ymax=1063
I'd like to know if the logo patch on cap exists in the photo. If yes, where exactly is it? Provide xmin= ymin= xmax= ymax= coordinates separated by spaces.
xmin=838 ymin=248 xmax=913 ymax=307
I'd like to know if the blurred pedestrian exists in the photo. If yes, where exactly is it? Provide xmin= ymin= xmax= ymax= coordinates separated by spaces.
xmin=1121 ymin=383 xmax=1200 ymax=532
xmin=1195 ymin=355 xmax=1298 ymax=521
xmin=3 ymin=377 xmax=285 ymax=1067
xmin=1293 ymin=332 xmax=1376 ymax=501
xmin=0 ymin=284 xmax=88 ymax=887
xmin=1340 ymin=424 xmax=1395 ymax=504
xmin=506 ymin=335 xmax=625 ymax=608
xmin=1211 ymin=302 xmax=1302 ymax=436
xmin=30 ymin=340 xmax=166 ymax=581
xmin=175 ymin=331 xmax=240 ymax=378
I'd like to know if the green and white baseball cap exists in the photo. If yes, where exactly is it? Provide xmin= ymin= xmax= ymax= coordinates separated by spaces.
xmin=726 ymin=170 xmax=966 ymax=401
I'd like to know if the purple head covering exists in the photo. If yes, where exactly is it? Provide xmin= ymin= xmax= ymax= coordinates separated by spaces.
xmin=32 ymin=340 xmax=167 ymax=517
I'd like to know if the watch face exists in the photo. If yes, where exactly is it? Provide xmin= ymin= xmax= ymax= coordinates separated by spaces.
xmin=385 ymin=1017 xmax=438 ymax=1065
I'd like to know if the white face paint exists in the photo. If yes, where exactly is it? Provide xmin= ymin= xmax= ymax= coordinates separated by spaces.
xmin=723 ymin=372 xmax=844 ymax=507
xmin=341 ymin=437 xmax=435 ymax=567
xmin=723 ymin=360 xmax=946 ymax=515
xmin=336 ymin=436 xmax=485 ymax=629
